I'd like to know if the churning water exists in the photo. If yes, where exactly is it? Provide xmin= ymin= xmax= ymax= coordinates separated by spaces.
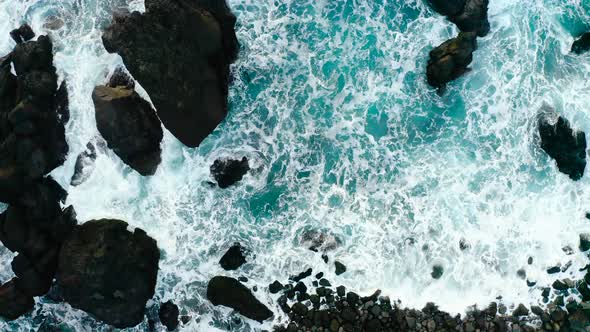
xmin=1 ymin=0 xmax=590 ymax=330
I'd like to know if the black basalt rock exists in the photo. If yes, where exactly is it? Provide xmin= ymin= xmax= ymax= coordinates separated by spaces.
xmin=102 ymin=0 xmax=239 ymax=147
xmin=572 ymin=33 xmax=590 ymax=54
xmin=0 ymin=279 xmax=34 ymax=320
xmin=538 ymin=115 xmax=587 ymax=180
xmin=10 ymin=24 xmax=35 ymax=44
xmin=427 ymin=32 xmax=478 ymax=89
xmin=210 ymin=157 xmax=250 ymax=188
xmin=207 ymin=276 xmax=273 ymax=322
xmin=428 ymin=0 xmax=490 ymax=37
xmin=159 ymin=301 xmax=180 ymax=331
xmin=219 ymin=242 xmax=247 ymax=270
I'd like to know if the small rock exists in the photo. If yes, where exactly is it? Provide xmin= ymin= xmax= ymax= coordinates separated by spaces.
xmin=513 ymin=303 xmax=529 ymax=317
xmin=269 ymin=280 xmax=283 ymax=294
xmin=159 ymin=301 xmax=179 ymax=331
xmin=580 ymin=233 xmax=590 ymax=252
xmin=335 ymin=261 xmax=347 ymax=275
xmin=210 ymin=157 xmax=250 ymax=188
xmin=219 ymin=242 xmax=247 ymax=270
xmin=431 ymin=265 xmax=444 ymax=279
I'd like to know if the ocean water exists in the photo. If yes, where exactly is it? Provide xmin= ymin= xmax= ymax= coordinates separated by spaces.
xmin=1 ymin=0 xmax=590 ymax=331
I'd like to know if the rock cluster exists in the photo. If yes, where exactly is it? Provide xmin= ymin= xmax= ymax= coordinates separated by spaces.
xmin=0 ymin=26 xmax=74 ymax=321
xmin=93 ymin=68 xmax=163 ymax=175
xmin=538 ymin=114 xmax=587 ymax=181
xmin=102 ymin=0 xmax=239 ymax=147
xmin=425 ymin=0 xmax=489 ymax=89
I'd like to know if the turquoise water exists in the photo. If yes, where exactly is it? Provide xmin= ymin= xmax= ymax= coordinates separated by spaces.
xmin=1 ymin=0 xmax=590 ymax=331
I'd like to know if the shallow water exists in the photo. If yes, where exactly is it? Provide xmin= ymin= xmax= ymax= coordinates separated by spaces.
xmin=1 ymin=0 xmax=590 ymax=331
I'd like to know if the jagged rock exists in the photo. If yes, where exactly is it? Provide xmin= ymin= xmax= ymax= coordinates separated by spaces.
xmin=10 ymin=24 xmax=35 ymax=44
xmin=580 ymin=233 xmax=590 ymax=252
xmin=207 ymin=276 xmax=273 ymax=322
xmin=102 ymin=0 xmax=239 ymax=147
xmin=70 ymin=141 xmax=97 ymax=186
xmin=513 ymin=304 xmax=529 ymax=317
xmin=428 ymin=0 xmax=489 ymax=37
xmin=56 ymin=219 xmax=160 ymax=328
xmin=210 ymin=157 xmax=249 ymax=188
xmin=269 ymin=280 xmax=283 ymax=294
xmin=290 ymin=268 xmax=313 ymax=282
xmin=572 ymin=33 xmax=590 ymax=54
xmin=538 ymin=114 xmax=586 ymax=180
xmin=219 ymin=242 xmax=247 ymax=270
xmin=427 ymin=32 xmax=478 ymax=89
xmin=93 ymin=84 xmax=163 ymax=176
xmin=0 ymin=34 xmax=68 ymax=203
xmin=0 ymin=279 xmax=34 ymax=320
xmin=159 ymin=301 xmax=179 ymax=331
xmin=107 ymin=67 xmax=135 ymax=90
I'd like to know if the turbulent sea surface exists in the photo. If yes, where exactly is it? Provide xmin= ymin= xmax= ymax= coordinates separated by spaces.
xmin=1 ymin=0 xmax=590 ymax=331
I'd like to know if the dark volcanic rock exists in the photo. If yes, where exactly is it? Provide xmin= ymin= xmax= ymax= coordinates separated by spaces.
xmin=431 ymin=265 xmax=444 ymax=279
xmin=428 ymin=0 xmax=466 ymax=17
xmin=0 ymin=35 xmax=69 ymax=203
xmin=538 ymin=115 xmax=587 ymax=180
xmin=107 ymin=67 xmax=135 ymax=90
xmin=210 ymin=157 xmax=250 ymax=188
xmin=428 ymin=0 xmax=489 ymax=37
xmin=335 ymin=261 xmax=347 ymax=275
xmin=10 ymin=24 xmax=35 ymax=44
xmin=70 ymin=141 xmax=98 ymax=186
xmin=0 ymin=279 xmax=34 ymax=320
xmin=102 ymin=0 xmax=239 ymax=147
xmin=580 ymin=233 xmax=590 ymax=252
xmin=300 ymin=229 xmax=341 ymax=252
xmin=207 ymin=276 xmax=273 ymax=322
xmin=93 ymin=84 xmax=163 ymax=176
xmin=159 ymin=301 xmax=179 ymax=331
xmin=56 ymin=219 xmax=160 ymax=328
xmin=572 ymin=33 xmax=590 ymax=54
xmin=219 ymin=242 xmax=247 ymax=270
xmin=427 ymin=32 xmax=477 ymax=89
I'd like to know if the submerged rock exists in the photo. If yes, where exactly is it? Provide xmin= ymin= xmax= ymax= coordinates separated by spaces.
xmin=219 ymin=242 xmax=247 ymax=270
xmin=572 ymin=33 xmax=590 ymax=54
xmin=538 ymin=115 xmax=587 ymax=180
xmin=70 ymin=141 xmax=98 ymax=186
xmin=93 ymin=84 xmax=163 ymax=176
xmin=56 ymin=219 xmax=160 ymax=328
xmin=159 ymin=301 xmax=179 ymax=331
xmin=210 ymin=157 xmax=250 ymax=188
xmin=102 ymin=0 xmax=239 ymax=147
xmin=10 ymin=24 xmax=35 ymax=44
xmin=300 ymin=229 xmax=341 ymax=252
xmin=427 ymin=32 xmax=478 ymax=89
xmin=428 ymin=0 xmax=490 ymax=37
xmin=207 ymin=276 xmax=273 ymax=322
xmin=0 ymin=279 xmax=34 ymax=320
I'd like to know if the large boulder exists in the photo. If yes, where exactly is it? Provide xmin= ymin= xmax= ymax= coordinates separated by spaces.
xmin=93 ymin=83 xmax=163 ymax=176
xmin=207 ymin=276 xmax=273 ymax=322
xmin=210 ymin=157 xmax=250 ymax=188
xmin=0 ymin=279 xmax=34 ymax=320
xmin=0 ymin=34 xmax=68 ymax=203
xmin=572 ymin=33 xmax=590 ymax=54
xmin=427 ymin=32 xmax=477 ymax=89
xmin=428 ymin=0 xmax=489 ymax=37
xmin=538 ymin=115 xmax=587 ymax=180
xmin=56 ymin=219 xmax=160 ymax=328
xmin=102 ymin=0 xmax=239 ymax=147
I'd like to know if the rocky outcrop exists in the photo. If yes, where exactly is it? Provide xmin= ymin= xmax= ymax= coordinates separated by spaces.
xmin=428 ymin=0 xmax=490 ymax=37
xmin=572 ymin=33 xmax=590 ymax=54
xmin=159 ymin=301 xmax=179 ymax=331
xmin=207 ymin=276 xmax=273 ymax=322
xmin=427 ymin=32 xmax=478 ymax=89
xmin=0 ymin=177 xmax=76 ymax=320
xmin=538 ymin=115 xmax=587 ymax=180
xmin=93 ymin=71 xmax=163 ymax=175
xmin=56 ymin=219 xmax=160 ymax=328
xmin=0 ymin=279 xmax=35 ymax=320
xmin=102 ymin=0 xmax=239 ymax=147
xmin=0 ymin=32 xmax=69 ymax=203
xmin=210 ymin=157 xmax=249 ymax=188
xmin=10 ymin=24 xmax=35 ymax=44
xmin=219 ymin=242 xmax=247 ymax=270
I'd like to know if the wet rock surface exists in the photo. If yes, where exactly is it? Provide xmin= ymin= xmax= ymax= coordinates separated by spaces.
xmin=102 ymin=0 xmax=239 ymax=147
xmin=219 ymin=242 xmax=248 ymax=270
xmin=210 ymin=157 xmax=250 ymax=188
xmin=427 ymin=32 xmax=478 ymax=89
xmin=159 ymin=300 xmax=180 ymax=331
xmin=538 ymin=115 xmax=587 ymax=181
xmin=428 ymin=0 xmax=490 ymax=37
xmin=70 ymin=141 xmax=98 ymax=186
xmin=207 ymin=276 xmax=273 ymax=322
xmin=572 ymin=32 xmax=590 ymax=54
xmin=56 ymin=219 xmax=160 ymax=328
